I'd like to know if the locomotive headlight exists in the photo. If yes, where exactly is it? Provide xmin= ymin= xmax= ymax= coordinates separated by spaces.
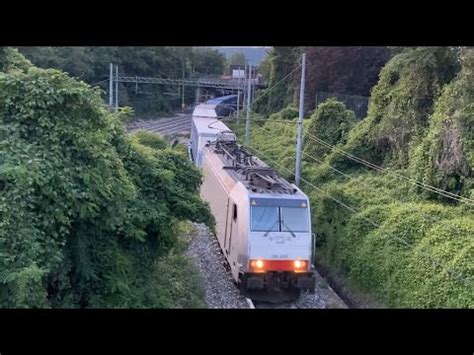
xmin=294 ymin=260 xmax=306 ymax=269
xmin=251 ymin=260 xmax=264 ymax=270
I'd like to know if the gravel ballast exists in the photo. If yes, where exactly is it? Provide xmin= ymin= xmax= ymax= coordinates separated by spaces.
xmin=185 ymin=223 xmax=250 ymax=309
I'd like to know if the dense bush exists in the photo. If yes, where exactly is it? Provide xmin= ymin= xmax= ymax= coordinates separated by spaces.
xmin=17 ymin=46 xmax=226 ymax=117
xmin=304 ymin=99 xmax=356 ymax=161
xmin=410 ymin=48 xmax=474 ymax=200
xmin=323 ymin=47 xmax=460 ymax=172
xmin=230 ymin=89 xmax=473 ymax=307
xmin=0 ymin=50 xmax=212 ymax=308
xmin=310 ymin=177 xmax=473 ymax=308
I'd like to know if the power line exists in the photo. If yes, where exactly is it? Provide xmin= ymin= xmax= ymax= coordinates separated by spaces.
xmin=90 ymin=78 xmax=109 ymax=86
xmin=245 ymin=142 xmax=473 ymax=288
xmin=304 ymin=131 xmax=474 ymax=206
xmin=255 ymin=119 xmax=474 ymax=232
xmin=250 ymin=63 xmax=302 ymax=108
xmin=251 ymin=119 xmax=474 ymax=252
xmin=301 ymin=150 xmax=474 ymax=238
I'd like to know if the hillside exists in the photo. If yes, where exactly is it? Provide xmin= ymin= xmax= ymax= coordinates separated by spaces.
xmin=229 ymin=47 xmax=474 ymax=308
xmin=0 ymin=48 xmax=213 ymax=308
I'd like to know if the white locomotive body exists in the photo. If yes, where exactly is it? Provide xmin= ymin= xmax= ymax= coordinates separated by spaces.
xmin=189 ymin=104 xmax=316 ymax=293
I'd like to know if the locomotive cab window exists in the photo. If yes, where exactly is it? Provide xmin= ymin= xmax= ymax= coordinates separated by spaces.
xmin=281 ymin=207 xmax=309 ymax=233
xmin=251 ymin=206 xmax=279 ymax=232
xmin=251 ymin=204 xmax=309 ymax=233
xmin=232 ymin=203 xmax=238 ymax=221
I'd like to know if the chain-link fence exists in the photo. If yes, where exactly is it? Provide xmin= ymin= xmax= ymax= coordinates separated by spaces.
xmin=315 ymin=91 xmax=370 ymax=119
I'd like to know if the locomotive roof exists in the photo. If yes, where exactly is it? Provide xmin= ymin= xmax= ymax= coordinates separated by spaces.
xmin=192 ymin=116 xmax=231 ymax=135
xmin=206 ymin=95 xmax=238 ymax=104
xmin=192 ymin=104 xmax=219 ymax=119
xmin=204 ymin=138 xmax=304 ymax=197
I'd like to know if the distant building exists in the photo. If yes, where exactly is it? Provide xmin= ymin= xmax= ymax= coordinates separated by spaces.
xmin=229 ymin=64 xmax=259 ymax=80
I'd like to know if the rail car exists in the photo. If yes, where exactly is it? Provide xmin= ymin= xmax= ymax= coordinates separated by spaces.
xmin=189 ymin=103 xmax=316 ymax=297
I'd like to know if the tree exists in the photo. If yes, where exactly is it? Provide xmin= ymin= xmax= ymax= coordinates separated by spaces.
xmin=254 ymin=47 xmax=302 ymax=114
xmin=304 ymin=99 xmax=356 ymax=160
xmin=0 ymin=50 xmax=213 ymax=308
xmin=228 ymin=52 xmax=246 ymax=66
xmin=191 ymin=47 xmax=225 ymax=75
xmin=324 ymin=47 xmax=461 ymax=172
xmin=410 ymin=47 xmax=474 ymax=200
xmin=304 ymin=47 xmax=390 ymax=112
xmin=16 ymin=47 xmax=227 ymax=117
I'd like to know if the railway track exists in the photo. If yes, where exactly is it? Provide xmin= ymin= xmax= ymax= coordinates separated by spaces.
xmin=130 ymin=121 xmax=349 ymax=310
xmin=127 ymin=114 xmax=192 ymax=136
xmin=243 ymin=270 xmax=348 ymax=309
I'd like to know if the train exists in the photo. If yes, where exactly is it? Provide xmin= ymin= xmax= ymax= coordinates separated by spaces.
xmin=189 ymin=102 xmax=316 ymax=298
xmin=189 ymin=95 xmax=238 ymax=119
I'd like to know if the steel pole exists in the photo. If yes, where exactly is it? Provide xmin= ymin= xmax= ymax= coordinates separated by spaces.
xmin=295 ymin=53 xmax=306 ymax=187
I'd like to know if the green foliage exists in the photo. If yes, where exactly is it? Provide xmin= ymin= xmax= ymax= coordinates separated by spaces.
xmin=131 ymin=129 xmax=168 ymax=150
xmin=191 ymin=47 xmax=226 ymax=75
xmin=0 ymin=47 xmax=33 ymax=73
xmin=311 ymin=177 xmax=473 ymax=308
xmin=268 ymin=104 xmax=298 ymax=121
xmin=254 ymin=47 xmax=302 ymax=114
xmin=345 ymin=47 xmax=459 ymax=169
xmin=231 ymin=99 xmax=473 ymax=307
xmin=304 ymin=99 xmax=356 ymax=160
xmin=0 ymin=52 xmax=212 ymax=308
xmin=305 ymin=47 xmax=390 ymax=111
xmin=309 ymin=47 xmax=461 ymax=181
xmin=150 ymin=250 xmax=206 ymax=308
xmin=258 ymin=51 xmax=272 ymax=83
xmin=7 ymin=265 xmax=50 ymax=308
xmin=17 ymin=46 xmax=226 ymax=117
xmin=410 ymin=48 xmax=474 ymax=200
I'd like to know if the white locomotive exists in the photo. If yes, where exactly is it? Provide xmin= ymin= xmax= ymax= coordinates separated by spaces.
xmin=189 ymin=103 xmax=316 ymax=296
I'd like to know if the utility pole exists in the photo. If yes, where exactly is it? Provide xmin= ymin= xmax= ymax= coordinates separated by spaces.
xmin=252 ymin=65 xmax=256 ymax=104
xmin=243 ymin=62 xmax=247 ymax=112
xmin=236 ymin=65 xmax=241 ymax=123
xmin=295 ymin=52 xmax=306 ymax=187
xmin=245 ymin=64 xmax=252 ymax=144
xmin=115 ymin=65 xmax=118 ymax=112
xmin=109 ymin=63 xmax=113 ymax=110
xmin=182 ymin=66 xmax=185 ymax=112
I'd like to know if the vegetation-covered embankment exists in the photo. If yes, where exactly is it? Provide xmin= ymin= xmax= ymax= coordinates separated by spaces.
xmin=0 ymin=48 xmax=214 ymax=308
xmin=231 ymin=47 xmax=474 ymax=308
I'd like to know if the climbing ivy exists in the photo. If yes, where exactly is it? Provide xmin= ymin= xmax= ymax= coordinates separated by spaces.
xmin=304 ymin=99 xmax=356 ymax=161
xmin=410 ymin=48 xmax=474 ymax=200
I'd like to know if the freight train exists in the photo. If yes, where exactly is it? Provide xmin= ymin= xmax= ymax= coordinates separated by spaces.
xmin=189 ymin=102 xmax=316 ymax=298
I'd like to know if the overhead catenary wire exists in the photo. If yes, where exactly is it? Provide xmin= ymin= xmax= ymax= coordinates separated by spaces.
xmin=90 ymin=78 xmax=110 ymax=86
xmin=300 ymin=150 xmax=474 ymax=236
xmin=225 ymin=68 xmax=474 ymax=206
xmin=245 ymin=142 xmax=472 ymax=288
xmin=303 ymin=131 xmax=474 ymax=206
xmin=248 ymin=63 xmax=302 ymax=109
xmin=251 ymin=119 xmax=474 ymax=250
xmin=227 ymin=68 xmax=472 ymax=287
xmin=255 ymin=119 xmax=474 ymax=234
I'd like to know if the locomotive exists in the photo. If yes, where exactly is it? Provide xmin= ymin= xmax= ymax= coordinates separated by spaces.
xmin=189 ymin=103 xmax=316 ymax=298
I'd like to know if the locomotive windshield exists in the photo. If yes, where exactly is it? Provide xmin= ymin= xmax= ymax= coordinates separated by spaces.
xmin=251 ymin=207 xmax=279 ymax=232
xmin=281 ymin=207 xmax=309 ymax=233
xmin=251 ymin=206 xmax=309 ymax=233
